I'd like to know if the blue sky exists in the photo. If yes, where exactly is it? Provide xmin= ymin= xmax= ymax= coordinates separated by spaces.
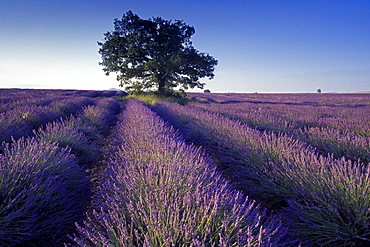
xmin=1 ymin=0 xmax=369 ymax=93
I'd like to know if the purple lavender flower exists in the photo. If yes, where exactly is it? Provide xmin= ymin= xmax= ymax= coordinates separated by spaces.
xmin=77 ymin=105 xmax=115 ymax=136
xmin=34 ymin=117 xmax=99 ymax=164
xmin=0 ymin=137 xmax=90 ymax=246
xmin=73 ymin=99 xmax=287 ymax=246
xmin=153 ymin=97 xmax=370 ymax=246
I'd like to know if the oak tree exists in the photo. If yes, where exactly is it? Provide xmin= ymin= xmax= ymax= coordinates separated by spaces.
xmin=98 ymin=11 xmax=218 ymax=94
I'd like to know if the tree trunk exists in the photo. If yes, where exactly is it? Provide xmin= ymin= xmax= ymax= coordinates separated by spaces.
xmin=157 ymin=76 xmax=166 ymax=94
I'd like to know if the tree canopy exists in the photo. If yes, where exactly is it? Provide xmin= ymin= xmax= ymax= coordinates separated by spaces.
xmin=98 ymin=11 xmax=218 ymax=94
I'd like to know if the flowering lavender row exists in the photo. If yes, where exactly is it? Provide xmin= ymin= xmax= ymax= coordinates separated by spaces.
xmin=0 ymin=89 xmax=90 ymax=113
xmin=188 ymin=94 xmax=370 ymax=163
xmin=153 ymin=101 xmax=312 ymax=202
xmin=33 ymin=99 xmax=121 ymax=166
xmin=95 ymin=97 xmax=122 ymax=115
xmin=72 ymin=99 xmax=288 ymax=246
xmin=0 ymin=89 xmax=121 ymax=150
xmin=0 ymin=88 xmax=126 ymax=115
xmin=0 ymin=138 xmax=90 ymax=246
xmin=0 ymin=96 xmax=94 ymax=145
xmin=296 ymin=126 xmax=370 ymax=164
xmin=188 ymin=93 xmax=370 ymax=136
xmin=0 ymin=89 xmax=70 ymax=112
xmin=153 ymin=100 xmax=370 ymax=246
xmin=0 ymin=88 xmax=125 ymax=101
xmin=0 ymin=97 xmax=121 ymax=246
xmin=91 ymin=98 xmax=122 ymax=135
xmin=189 ymin=92 xmax=370 ymax=108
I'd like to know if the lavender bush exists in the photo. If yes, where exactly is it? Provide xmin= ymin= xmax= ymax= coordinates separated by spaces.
xmin=153 ymin=101 xmax=315 ymax=206
xmin=72 ymin=99 xmax=288 ymax=246
xmin=0 ymin=137 xmax=90 ymax=246
xmin=34 ymin=117 xmax=99 ymax=164
xmin=78 ymin=105 xmax=115 ymax=136
xmin=0 ymin=96 xmax=95 ymax=145
xmin=0 ymin=105 xmax=61 ymax=144
xmin=284 ymin=159 xmax=370 ymax=246
xmin=49 ymin=96 xmax=94 ymax=117
xmin=95 ymin=98 xmax=122 ymax=114
xmin=9 ymin=105 xmax=61 ymax=128
xmin=153 ymin=100 xmax=370 ymax=246
xmin=296 ymin=127 xmax=370 ymax=164
xmin=188 ymin=93 xmax=370 ymax=163
xmin=0 ymin=111 xmax=32 ymax=144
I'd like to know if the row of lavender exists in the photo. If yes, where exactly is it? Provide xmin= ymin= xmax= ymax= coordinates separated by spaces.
xmin=0 ymin=89 xmax=126 ymax=111
xmin=188 ymin=93 xmax=369 ymax=136
xmin=153 ymin=100 xmax=370 ymax=246
xmin=0 ymin=89 xmax=125 ymax=145
xmin=188 ymin=93 xmax=370 ymax=164
xmin=71 ymin=99 xmax=291 ymax=246
xmin=0 ymin=91 xmax=92 ymax=144
xmin=0 ymin=89 xmax=126 ymax=108
xmin=0 ymin=95 xmax=121 ymax=246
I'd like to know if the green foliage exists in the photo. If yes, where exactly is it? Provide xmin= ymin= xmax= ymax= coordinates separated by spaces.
xmin=118 ymin=91 xmax=189 ymax=106
xmin=284 ymin=161 xmax=370 ymax=246
xmin=98 ymin=10 xmax=218 ymax=94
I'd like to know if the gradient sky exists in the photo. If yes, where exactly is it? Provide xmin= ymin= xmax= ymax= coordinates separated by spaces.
xmin=1 ymin=0 xmax=369 ymax=93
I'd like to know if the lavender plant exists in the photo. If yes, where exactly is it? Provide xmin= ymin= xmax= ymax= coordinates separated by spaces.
xmin=9 ymin=105 xmax=61 ymax=128
xmin=283 ymin=159 xmax=370 ymax=246
xmin=34 ymin=117 xmax=99 ymax=164
xmin=78 ymin=105 xmax=115 ymax=136
xmin=72 ymin=99 xmax=288 ymax=246
xmin=153 ymin=101 xmax=316 ymax=206
xmin=95 ymin=98 xmax=122 ymax=114
xmin=0 ymin=111 xmax=32 ymax=144
xmin=0 ymin=105 xmax=58 ymax=144
xmin=296 ymin=127 xmax=370 ymax=164
xmin=0 ymin=95 xmax=96 ymax=145
xmin=49 ymin=96 xmax=94 ymax=117
xmin=189 ymin=97 xmax=370 ymax=163
xmin=69 ymin=115 xmax=104 ymax=142
xmin=153 ymin=100 xmax=370 ymax=246
xmin=0 ymin=137 xmax=90 ymax=246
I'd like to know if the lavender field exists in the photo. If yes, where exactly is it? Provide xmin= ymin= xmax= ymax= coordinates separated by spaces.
xmin=0 ymin=89 xmax=369 ymax=246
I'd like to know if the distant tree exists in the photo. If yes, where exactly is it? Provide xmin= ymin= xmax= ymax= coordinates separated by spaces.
xmin=317 ymin=89 xmax=322 ymax=93
xmin=204 ymin=89 xmax=211 ymax=93
xmin=98 ymin=11 xmax=218 ymax=94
